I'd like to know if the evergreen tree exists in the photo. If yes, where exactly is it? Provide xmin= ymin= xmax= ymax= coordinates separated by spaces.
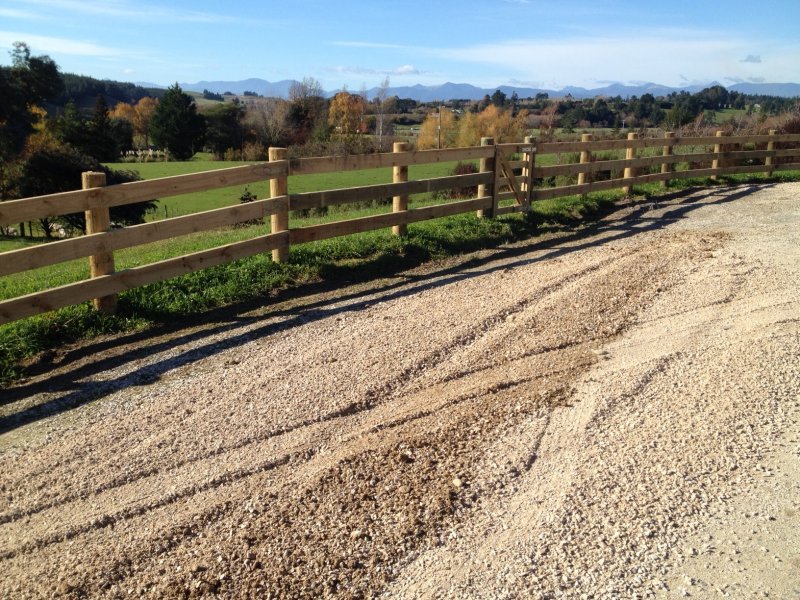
xmin=149 ymin=84 xmax=205 ymax=159
xmin=204 ymin=103 xmax=245 ymax=158
xmin=109 ymin=117 xmax=134 ymax=155
xmin=88 ymin=94 xmax=119 ymax=161
xmin=491 ymin=89 xmax=507 ymax=108
xmin=55 ymin=100 xmax=90 ymax=151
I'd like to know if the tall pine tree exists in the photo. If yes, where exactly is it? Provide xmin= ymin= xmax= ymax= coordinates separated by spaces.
xmin=89 ymin=94 xmax=118 ymax=161
xmin=149 ymin=84 xmax=204 ymax=160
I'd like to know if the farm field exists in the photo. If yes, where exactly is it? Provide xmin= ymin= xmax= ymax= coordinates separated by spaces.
xmin=1 ymin=182 xmax=797 ymax=598
xmin=106 ymin=154 xmax=461 ymax=220
xmin=0 ymin=156 xmax=467 ymax=300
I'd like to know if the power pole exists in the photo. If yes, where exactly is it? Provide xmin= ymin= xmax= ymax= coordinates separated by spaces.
xmin=437 ymin=105 xmax=442 ymax=149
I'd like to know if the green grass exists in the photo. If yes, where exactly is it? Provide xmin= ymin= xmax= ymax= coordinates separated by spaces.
xmin=710 ymin=108 xmax=749 ymax=124
xmin=104 ymin=156 xmax=459 ymax=220
xmin=2 ymin=151 xmax=798 ymax=386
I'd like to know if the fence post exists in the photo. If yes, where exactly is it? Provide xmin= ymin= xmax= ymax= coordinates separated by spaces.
xmin=268 ymin=147 xmax=289 ymax=263
xmin=392 ymin=141 xmax=409 ymax=236
xmin=477 ymin=137 xmax=495 ymax=219
xmin=711 ymin=130 xmax=725 ymax=181
xmin=577 ymin=133 xmax=593 ymax=189
xmin=521 ymin=135 xmax=535 ymax=206
xmin=661 ymin=131 xmax=675 ymax=188
xmin=82 ymin=171 xmax=117 ymax=314
xmin=623 ymin=132 xmax=638 ymax=195
xmin=765 ymin=129 xmax=776 ymax=177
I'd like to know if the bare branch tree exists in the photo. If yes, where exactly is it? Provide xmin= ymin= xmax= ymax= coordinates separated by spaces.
xmin=375 ymin=76 xmax=391 ymax=152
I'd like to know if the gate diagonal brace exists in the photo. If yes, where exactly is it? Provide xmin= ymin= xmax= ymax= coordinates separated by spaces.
xmin=496 ymin=151 xmax=530 ymax=212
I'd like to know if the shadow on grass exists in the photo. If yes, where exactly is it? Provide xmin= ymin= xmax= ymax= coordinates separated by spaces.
xmin=0 ymin=182 xmax=774 ymax=434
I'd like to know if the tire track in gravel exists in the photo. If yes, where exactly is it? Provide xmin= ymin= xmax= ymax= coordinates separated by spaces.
xmin=0 ymin=247 xmax=622 ymax=564
xmin=1 ymin=228 xmax=717 ymax=598
xmin=384 ymin=184 xmax=800 ymax=599
xmin=0 ymin=356 xmax=577 ymax=561
xmin=5 ymin=184 xmax=792 ymax=599
xmin=0 ymin=247 xmax=632 ymax=528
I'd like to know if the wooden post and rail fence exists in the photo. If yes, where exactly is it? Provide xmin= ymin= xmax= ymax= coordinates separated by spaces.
xmin=0 ymin=130 xmax=798 ymax=326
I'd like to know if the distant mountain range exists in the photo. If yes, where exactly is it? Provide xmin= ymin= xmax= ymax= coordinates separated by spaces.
xmin=136 ymin=79 xmax=800 ymax=101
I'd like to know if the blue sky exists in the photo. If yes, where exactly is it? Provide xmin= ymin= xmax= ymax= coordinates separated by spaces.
xmin=1 ymin=0 xmax=798 ymax=91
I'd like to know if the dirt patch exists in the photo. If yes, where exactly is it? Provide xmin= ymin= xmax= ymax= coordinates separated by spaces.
xmin=1 ymin=183 xmax=798 ymax=598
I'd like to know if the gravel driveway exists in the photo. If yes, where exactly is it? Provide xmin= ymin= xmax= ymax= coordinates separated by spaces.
xmin=1 ymin=182 xmax=798 ymax=599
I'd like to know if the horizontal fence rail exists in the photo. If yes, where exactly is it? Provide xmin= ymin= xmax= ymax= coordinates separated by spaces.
xmin=1 ymin=131 xmax=799 ymax=325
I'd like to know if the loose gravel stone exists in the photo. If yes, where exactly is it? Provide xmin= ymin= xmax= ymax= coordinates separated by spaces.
xmin=1 ymin=183 xmax=798 ymax=599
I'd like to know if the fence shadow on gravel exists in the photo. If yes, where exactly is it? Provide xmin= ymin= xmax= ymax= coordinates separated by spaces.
xmin=0 ymin=183 xmax=774 ymax=434
xmin=2 ymin=131 xmax=798 ymax=326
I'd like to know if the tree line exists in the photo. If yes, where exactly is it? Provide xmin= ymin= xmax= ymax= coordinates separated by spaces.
xmin=2 ymin=41 xmax=798 ymax=237
xmin=516 ymin=86 xmax=797 ymax=134
xmin=0 ymin=43 xmax=155 ymax=237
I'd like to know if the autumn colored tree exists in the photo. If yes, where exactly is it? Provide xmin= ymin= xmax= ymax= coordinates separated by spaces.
xmin=475 ymin=104 xmax=529 ymax=143
xmin=419 ymin=105 xmax=530 ymax=150
xmin=111 ymin=101 xmax=136 ymax=123
xmin=455 ymin=111 xmax=480 ymax=147
xmin=133 ymin=96 xmax=159 ymax=148
xmin=417 ymin=108 xmax=458 ymax=149
xmin=328 ymin=90 xmax=367 ymax=139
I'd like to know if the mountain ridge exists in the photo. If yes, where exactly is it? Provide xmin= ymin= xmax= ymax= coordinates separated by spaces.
xmin=148 ymin=79 xmax=800 ymax=101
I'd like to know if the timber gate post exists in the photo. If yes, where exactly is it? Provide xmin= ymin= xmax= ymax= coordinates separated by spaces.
xmin=392 ymin=141 xmax=409 ymax=236
xmin=765 ymin=129 xmax=777 ymax=177
xmin=623 ymin=132 xmax=638 ymax=195
xmin=521 ymin=135 xmax=535 ymax=207
xmin=712 ymin=130 xmax=725 ymax=181
xmin=661 ymin=132 xmax=675 ymax=188
xmin=477 ymin=137 xmax=496 ymax=219
xmin=578 ymin=133 xmax=593 ymax=192
xmin=83 ymin=171 xmax=117 ymax=314
xmin=269 ymin=147 xmax=289 ymax=262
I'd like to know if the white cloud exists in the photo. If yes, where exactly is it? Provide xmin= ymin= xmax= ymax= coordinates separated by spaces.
xmin=331 ymin=41 xmax=406 ymax=50
xmin=7 ymin=0 xmax=253 ymax=24
xmin=740 ymin=54 xmax=762 ymax=64
xmin=330 ymin=64 xmax=421 ymax=77
xmin=392 ymin=65 xmax=419 ymax=75
xmin=429 ymin=29 xmax=800 ymax=88
xmin=0 ymin=8 xmax=44 ymax=19
xmin=0 ymin=31 xmax=124 ymax=57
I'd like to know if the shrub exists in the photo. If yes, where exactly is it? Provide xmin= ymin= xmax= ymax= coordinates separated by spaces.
xmin=15 ymin=146 xmax=157 ymax=236
xmin=433 ymin=161 xmax=480 ymax=201
xmin=243 ymin=142 xmax=267 ymax=161
xmin=450 ymin=161 xmax=480 ymax=198
xmin=223 ymin=147 xmax=241 ymax=162
xmin=235 ymin=186 xmax=263 ymax=227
